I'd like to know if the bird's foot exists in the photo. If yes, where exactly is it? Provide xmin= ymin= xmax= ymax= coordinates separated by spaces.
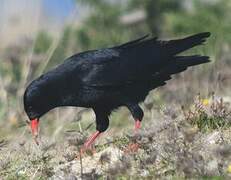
xmin=123 ymin=143 xmax=140 ymax=154
xmin=76 ymin=131 xmax=101 ymax=159
xmin=123 ymin=120 xmax=141 ymax=154
xmin=76 ymin=146 xmax=96 ymax=159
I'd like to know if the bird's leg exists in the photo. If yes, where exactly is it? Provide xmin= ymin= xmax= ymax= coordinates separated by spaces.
xmin=124 ymin=119 xmax=142 ymax=154
xmin=83 ymin=131 xmax=101 ymax=149
xmin=78 ymin=109 xmax=109 ymax=157
xmin=124 ymin=104 xmax=144 ymax=153
xmin=127 ymin=104 xmax=143 ymax=133
xmin=77 ymin=131 xmax=101 ymax=158
xmin=135 ymin=119 xmax=141 ymax=132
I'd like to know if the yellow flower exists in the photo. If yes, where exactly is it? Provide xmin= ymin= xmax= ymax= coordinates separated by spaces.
xmin=202 ymin=99 xmax=209 ymax=106
xmin=227 ymin=164 xmax=231 ymax=173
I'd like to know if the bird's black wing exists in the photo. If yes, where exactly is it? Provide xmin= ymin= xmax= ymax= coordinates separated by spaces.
xmin=75 ymin=32 xmax=210 ymax=88
xmin=75 ymin=36 xmax=162 ymax=87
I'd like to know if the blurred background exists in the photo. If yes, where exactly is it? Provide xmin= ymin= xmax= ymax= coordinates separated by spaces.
xmin=0 ymin=0 xmax=230 ymax=140
xmin=0 ymin=0 xmax=231 ymax=179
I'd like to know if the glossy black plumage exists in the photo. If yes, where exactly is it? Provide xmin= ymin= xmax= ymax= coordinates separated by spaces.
xmin=24 ymin=32 xmax=210 ymax=132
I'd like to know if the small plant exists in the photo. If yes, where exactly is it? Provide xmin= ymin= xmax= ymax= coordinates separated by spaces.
xmin=183 ymin=94 xmax=231 ymax=131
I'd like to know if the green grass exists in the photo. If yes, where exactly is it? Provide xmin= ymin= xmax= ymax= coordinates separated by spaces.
xmin=191 ymin=112 xmax=231 ymax=131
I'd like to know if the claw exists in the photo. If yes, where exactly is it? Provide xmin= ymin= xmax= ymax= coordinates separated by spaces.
xmin=76 ymin=131 xmax=101 ymax=159
xmin=33 ymin=135 xmax=40 ymax=145
xmin=123 ymin=143 xmax=140 ymax=154
xmin=76 ymin=147 xmax=96 ymax=159
xmin=123 ymin=120 xmax=142 ymax=154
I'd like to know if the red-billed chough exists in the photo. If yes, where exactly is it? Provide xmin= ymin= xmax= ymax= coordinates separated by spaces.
xmin=24 ymin=32 xmax=211 ymax=147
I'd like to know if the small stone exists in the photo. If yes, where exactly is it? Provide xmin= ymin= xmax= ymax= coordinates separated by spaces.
xmin=205 ymin=159 xmax=219 ymax=176
xmin=140 ymin=169 xmax=149 ymax=177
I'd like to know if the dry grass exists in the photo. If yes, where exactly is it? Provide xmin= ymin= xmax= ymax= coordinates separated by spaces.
xmin=0 ymin=94 xmax=230 ymax=179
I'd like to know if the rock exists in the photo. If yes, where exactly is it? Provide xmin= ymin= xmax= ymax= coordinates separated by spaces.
xmin=52 ymin=146 xmax=123 ymax=178
xmin=204 ymin=131 xmax=222 ymax=146
xmin=140 ymin=169 xmax=149 ymax=177
xmin=205 ymin=159 xmax=220 ymax=176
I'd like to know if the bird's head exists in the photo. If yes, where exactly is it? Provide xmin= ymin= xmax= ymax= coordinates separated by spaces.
xmin=24 ymin=81 xmax=54 ymax=145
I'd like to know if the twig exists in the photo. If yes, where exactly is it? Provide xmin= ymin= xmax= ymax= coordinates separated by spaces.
xmin=79 ymin=148 xmax=83 ymax=179
xmin=85 ymin=122 xmax=94 ymax=131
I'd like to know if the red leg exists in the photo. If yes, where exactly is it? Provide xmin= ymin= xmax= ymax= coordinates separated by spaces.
xmin=135 ymin=119 xmax=141 ymax=131
xmin=124 ymin=120 xmax=142 ymax=154
xmin=84 ymin=131 xmax=101 ymax=148
xmin=77 ymin=131 xmax=101 ymax=158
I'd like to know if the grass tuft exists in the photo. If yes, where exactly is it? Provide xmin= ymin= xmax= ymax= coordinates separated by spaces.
xmin=183 ymin=94 xmax=231 ymax=131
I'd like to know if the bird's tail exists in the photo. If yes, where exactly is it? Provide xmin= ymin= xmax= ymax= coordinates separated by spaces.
xmin=174 ymin=55 xmax=210 ymax=68
xmin=149 ymin=55 xmax=210 ymax=89
xmin=164 ymin=55 xmax=210 ymax=74
xmin=164 ymin=32 xmax=211 ymax=55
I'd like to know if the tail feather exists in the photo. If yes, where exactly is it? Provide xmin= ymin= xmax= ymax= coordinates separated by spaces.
xmin=163 ymin=55 xmax=210 ymax=74
xmin=174 ymin=55 xmax=210 ymax=66
xmin=149 ymin=55 xmax=210 ymax=89
xmin=164 ymin=32 xmax=211 ymax=55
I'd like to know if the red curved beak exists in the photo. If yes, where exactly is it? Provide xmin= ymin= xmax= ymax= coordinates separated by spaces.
xmin=30 ymin=118 xmax=39 ymax=145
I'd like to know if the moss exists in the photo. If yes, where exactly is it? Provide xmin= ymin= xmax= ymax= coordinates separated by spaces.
xmin=95 ymin=136 xmax=130 ymax=152
xmin=201 ymin=176 xmax=225 ymax=180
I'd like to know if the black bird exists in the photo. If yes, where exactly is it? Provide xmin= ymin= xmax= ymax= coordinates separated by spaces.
xmin=24 ymin=32 xmax=210 ymax=147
